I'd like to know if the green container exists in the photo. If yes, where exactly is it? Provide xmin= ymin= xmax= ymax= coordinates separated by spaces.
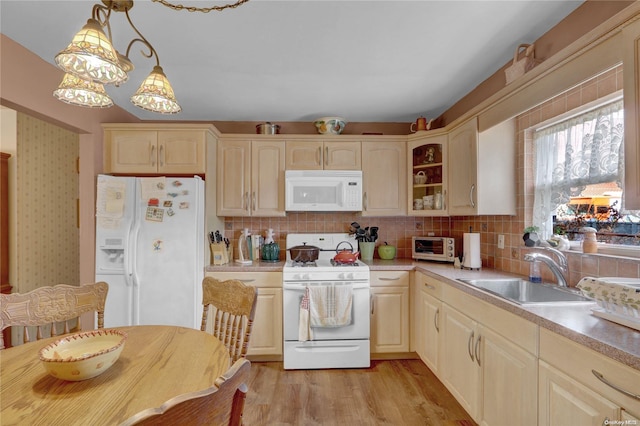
xmin=261 ymin=242 xmax=280 ymax=262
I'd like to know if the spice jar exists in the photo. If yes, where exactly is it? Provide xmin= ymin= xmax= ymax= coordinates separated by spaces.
xmin=581 ymin=227 xmax=598 ymax=254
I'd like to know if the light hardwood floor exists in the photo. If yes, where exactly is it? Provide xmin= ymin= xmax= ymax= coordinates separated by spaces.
xmin=244 ymin=360 xmax=476 ymax=425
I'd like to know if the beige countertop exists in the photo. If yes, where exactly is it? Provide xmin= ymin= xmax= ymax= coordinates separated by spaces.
xmin=205 ymin=258 xmax=640 ymax=370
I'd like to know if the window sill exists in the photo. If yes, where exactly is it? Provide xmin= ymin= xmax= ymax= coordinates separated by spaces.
xmin=567 ymin=243 xmax=640 ymax=259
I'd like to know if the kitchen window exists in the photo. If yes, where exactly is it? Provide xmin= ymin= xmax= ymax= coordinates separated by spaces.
xmin=531 ymin=95 xmax=640 ymax=252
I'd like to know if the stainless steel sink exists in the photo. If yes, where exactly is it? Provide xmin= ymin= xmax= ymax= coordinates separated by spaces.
xmin=458 ymin=278 xmax=596 ymax=305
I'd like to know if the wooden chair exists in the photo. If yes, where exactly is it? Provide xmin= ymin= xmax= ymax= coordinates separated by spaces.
xmin=0 ymin=282 xmax=109 ymax=349
xmin=201 ymin=277 xmax=258 ymax=364
xmin=120 ymin=357 xmax=251 ymax=426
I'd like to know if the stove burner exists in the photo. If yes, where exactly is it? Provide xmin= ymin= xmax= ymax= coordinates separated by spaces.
xmin=289 ymin=260 xmax=317 ymax=267
xmin=330 ymin=259 xmax=361 ymax=267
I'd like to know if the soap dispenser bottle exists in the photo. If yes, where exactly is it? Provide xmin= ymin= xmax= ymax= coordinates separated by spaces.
xmin=529 ymin=261 xmax=542 ymax=283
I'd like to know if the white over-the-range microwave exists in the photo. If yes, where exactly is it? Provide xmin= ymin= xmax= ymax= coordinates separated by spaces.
xmin=412 ymin=236 xmax=456 ymax=262
xmin=285 ymin=170 xmax=363 ymax=212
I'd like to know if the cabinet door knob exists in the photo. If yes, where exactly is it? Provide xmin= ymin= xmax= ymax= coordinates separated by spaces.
xmin=469 ymin=184 xmax=476 ymax=208
xmin=150 ymin=145 xmax=156 ymax=167
xmin=434 ymin=308 xmax=439 ymax=333
xmin=467 ymin=330 xmax=475 ymax=362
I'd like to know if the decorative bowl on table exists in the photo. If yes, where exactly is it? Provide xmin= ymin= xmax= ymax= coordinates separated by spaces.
xmin=39 ymin=329 xmax=127 ymax=381
xmin=313 ymin=117 xmax=346 ymax=135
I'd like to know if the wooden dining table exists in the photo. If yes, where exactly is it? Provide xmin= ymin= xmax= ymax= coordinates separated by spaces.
xmin=0 ymin=325 xmax=231 ymax=426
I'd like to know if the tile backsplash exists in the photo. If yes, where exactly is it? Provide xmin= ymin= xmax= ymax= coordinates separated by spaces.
xmin=220 ymin=65 xmax=640 ymax=286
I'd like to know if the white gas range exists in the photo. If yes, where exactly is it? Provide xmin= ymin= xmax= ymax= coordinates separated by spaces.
xmin=283 ymin=233 xmax=371 ymax=370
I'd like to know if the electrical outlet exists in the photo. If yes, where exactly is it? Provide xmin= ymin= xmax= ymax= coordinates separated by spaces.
xmin=497 ymin=234 xmax=505 ymax=249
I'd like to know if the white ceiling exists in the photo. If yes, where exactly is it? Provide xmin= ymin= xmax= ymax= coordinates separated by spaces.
xmin=0 ymin=0 xmax=584 ymax=123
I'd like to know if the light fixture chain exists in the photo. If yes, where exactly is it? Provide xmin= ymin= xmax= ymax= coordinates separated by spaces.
xmin=150 ymin=0 xmax=250 ymax=13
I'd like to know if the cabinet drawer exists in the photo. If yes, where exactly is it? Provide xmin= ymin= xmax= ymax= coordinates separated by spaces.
xmin=414 ymin=271 xmax=443 ymax=299
xmin=204 ymin=271 xmax=282 ymax=288
xmin=370 ymin=270 xmax=409 ymax=287
xmin=540 ymin=328 xmax=640 ymax=415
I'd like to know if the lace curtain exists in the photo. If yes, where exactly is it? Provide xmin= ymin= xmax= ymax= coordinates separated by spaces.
xmin=532 ymin=99 xmax=625 ymax=238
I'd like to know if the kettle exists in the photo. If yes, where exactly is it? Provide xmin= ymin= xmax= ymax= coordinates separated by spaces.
xmin=410 ymin=117 xmax=434 ymax=132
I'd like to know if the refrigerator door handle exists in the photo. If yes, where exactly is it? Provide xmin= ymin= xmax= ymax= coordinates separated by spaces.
xmin=123 ymin=219 xmax=135 ymax=288
xmin=130 ymin=219 xmax=142 ymax=288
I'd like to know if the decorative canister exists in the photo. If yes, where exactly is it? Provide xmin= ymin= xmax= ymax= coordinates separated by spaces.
xmin=581 ymin=227 xmax=598 ymax=253
xmin=261 ymin=242 xmax=280 ymax=262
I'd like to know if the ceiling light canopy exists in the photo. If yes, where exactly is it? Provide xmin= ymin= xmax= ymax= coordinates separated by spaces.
xmin=53 ymin=0 xmax=250 ymax=114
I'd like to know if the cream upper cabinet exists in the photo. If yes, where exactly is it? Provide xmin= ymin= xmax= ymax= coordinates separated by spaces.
xmin=204 ymin=271 xmax=283 ymax=358
xmin=624 ymin=17 xmax=640 ymax=209
xmin=447 ymin=117 xmax=516 ymax=216
xmin=408 ymin=133 xmax=448 ymax=216
xmin=370 ymin=271 xmax=410 ymax=354
xmin=362 ymin=140 xmax=406 ymax=216
xmin=217 ymin=139 xmax=286 ymax=217
xmin=103 ymin=125 xmax=211 ymax=175
xmin=539 ymin=328 xmax=640 ymax=424
xmin=285 ymin=140 xmax=361 ymax=170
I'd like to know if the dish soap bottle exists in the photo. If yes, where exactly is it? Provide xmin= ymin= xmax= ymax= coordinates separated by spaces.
xmin=529 ymin=261 xmax=542 ymax=283
xmin=236 ymin=228 xmax=252 ymax=264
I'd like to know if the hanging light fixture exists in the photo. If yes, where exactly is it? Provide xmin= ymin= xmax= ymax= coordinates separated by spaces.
xmin=53 ymin=0 xmax=250 ymax=113
xmin=53 ymin=0 xmax=179 ymax=113
xmin=53 ymin=73 xmax=114 ymax=108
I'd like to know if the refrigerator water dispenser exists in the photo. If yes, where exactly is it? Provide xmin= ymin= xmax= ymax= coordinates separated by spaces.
xmin=97 ymin=237 xmax=125 ymax=274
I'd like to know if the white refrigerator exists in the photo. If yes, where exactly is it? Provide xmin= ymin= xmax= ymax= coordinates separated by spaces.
xmin=95 ymin=174 xmax=205 ymax=329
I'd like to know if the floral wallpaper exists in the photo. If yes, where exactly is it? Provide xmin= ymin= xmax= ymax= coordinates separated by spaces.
xmin=16 ymin=113 xmax=79 ymax=293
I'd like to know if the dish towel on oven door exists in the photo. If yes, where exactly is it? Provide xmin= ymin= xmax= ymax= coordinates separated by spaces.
xmin=299 ymin=287 xmax=313 ymax=342
xmin=309 ymin=284 xmax=353 ymax=327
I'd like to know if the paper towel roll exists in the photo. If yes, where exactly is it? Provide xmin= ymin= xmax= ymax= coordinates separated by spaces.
xmin=463 ymin=233 xmax=481 ymax=269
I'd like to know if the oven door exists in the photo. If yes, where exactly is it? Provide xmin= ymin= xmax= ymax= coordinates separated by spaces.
xmin=283 ymin=281 xmax=370 ymax=341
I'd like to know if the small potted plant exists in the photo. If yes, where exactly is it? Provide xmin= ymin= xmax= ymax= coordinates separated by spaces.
xmin=522 ymin=226 xmax=540 ymax=247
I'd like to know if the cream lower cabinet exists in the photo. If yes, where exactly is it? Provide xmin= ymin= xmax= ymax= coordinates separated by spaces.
xmin=361 ymin=140 xmax=407 ymax=216
xmin=413 ymin=271 xmax=442 ymax=374
xmin=539 ymin=361 xmax=620 ymax=425
xmin=103 ymin=124 xmax=212 ymax=175
xmin=539 ymin=328 xmax=640 ymax=425
xmin=370 ymin=271 xmax=409 ymax=354
xmin=439 ymin=284 xmax=538 ymax=425
xmin=204 ymin=272 xmax=283 ymax=358
xmin=217 ymin=139 xmax=286 ymax=217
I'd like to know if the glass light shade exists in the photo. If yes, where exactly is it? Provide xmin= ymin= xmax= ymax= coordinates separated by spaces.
xmin=53 ymin=73 xmax=114 ymax=108
xmin=130 ymin=66 xmax=181 ymax=114
xmin=54 ymin=18 xmax=128 ymax=85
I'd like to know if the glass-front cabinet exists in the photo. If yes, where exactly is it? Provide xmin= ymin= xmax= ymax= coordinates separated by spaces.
xmin=408 ymin=133 xmax=448 ymax=216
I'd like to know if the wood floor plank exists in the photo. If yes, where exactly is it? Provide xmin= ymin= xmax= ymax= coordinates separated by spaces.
xmin=243 ymin=360 xmax=476 ymax=425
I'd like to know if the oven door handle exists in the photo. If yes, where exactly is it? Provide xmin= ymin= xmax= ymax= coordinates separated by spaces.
xmin=370 ymin=294 xmax=374 ymax=315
